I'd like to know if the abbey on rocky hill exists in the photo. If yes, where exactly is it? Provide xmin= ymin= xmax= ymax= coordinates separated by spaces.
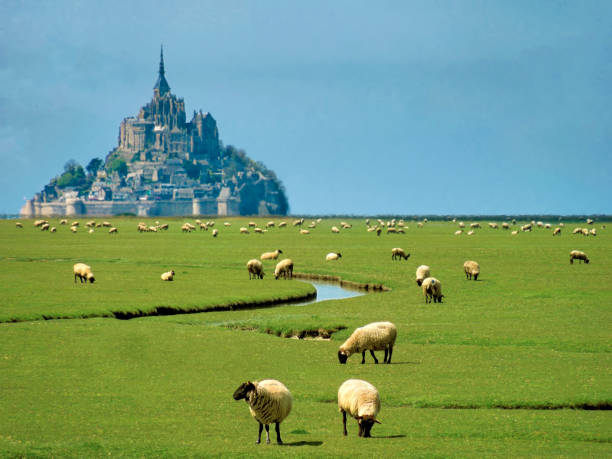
xmin=21 ymin=47 xmax=289 ymax=218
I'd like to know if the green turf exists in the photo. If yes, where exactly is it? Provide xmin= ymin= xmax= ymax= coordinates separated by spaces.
xmin=0 ymin=217 xmax=610 ymax=457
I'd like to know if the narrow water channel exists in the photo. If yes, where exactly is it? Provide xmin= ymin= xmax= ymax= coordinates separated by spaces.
xmin=291 ymin=281 xmax=366 ymax=306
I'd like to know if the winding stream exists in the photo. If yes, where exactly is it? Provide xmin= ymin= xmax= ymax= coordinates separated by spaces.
xmin=291 ymin=281 xmax=366 ymax=306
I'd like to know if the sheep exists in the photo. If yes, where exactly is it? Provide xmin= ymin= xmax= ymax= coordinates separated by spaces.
xmin=33 ymin=219 xmax=47 ymax=227
xmin=511 ymin=230 xmax=518 ymax=236
xmin=224 ymin=222 xmax=232 ymax=227
xmin=299 ymin=229 xmax=310 ymax=235
xmin=337 ymin=379 xmax=381 ymax=438
xmin=467 ymin=230 xmax=474 ymax=236
xmin=102 ymin=221 xmax=112 ymax=227
xmin=376 ymin=228 xmax=382 ymax=236
xmin=274 ymin=259 xmax=293 ymax=280
xmin=326 ymin=252 xmax=342 ymax=261
xmin=232 ymin=379 xmax=292 ymax=444
xmin=248 ymin=221 xmax=256 ymax=227
xmin=415 ymin=265 xmax=431 ymax=286
xmin=50 ymin=227 xmax=56 ymax=233
xmin=181 ymin=223 xmax=193 ymax=233
xmin=338 ymin=321 xmax=397 ymax=364
xmin=570 ymin=250 xmax=589 ymax=264
xmin=15 ymin=222 xmax=23 ymax=228
xmin=581 ymin=228 xmax=589 ymax=236
xmin=261 ymin=249 xmax=283 ymax=261
xmin=240 ymin=227 xmax=249 ymax=234
xmin=254 ymin=227 xmax=264 ymax=233
xmin=159 ymin=223 xmax=169 ymax=230
xmin=266 ymin=221 xmax=275 ymax=228
xmin=553 ymin=227 xmax=561 ymax=236
xmin=454 ymin=230 xmax=463 ymax=235
xmin=247 ymin=259 xmax=265 ymax=279
xmin=458 ymin=221 xmax=465 ymax=228
xmin=40 ymin=223 xmax=50 ymax=231
xmin=71 ymin=221 xmax=79 ymax=227
xmin=488 ymin=222 xmax=498 ymax=229
xmin=391 ymin=248 xmax=410 ymax=261
xmin=199 ymin=223 xmax=208 ymax=231
xmin=470 ymin=222 xmax=481 ymax=229
xmin=422 ymin=277 xmax=443 ymax=303
xmin=463 ymin=260 xmax=480 ymax=281
xmin=161 ymin=270 xmax=175 ymax=281
xmin=278 ymin=221 xmax=287 ymax=228
xmin=70 ymin=226 xmax=78 ymax=233
xmin=590 ymin=228 xmax=597 ymax=236
xmin=502 ymin=222 xmax=510 ymax=229
xmin=521 ymin=224 xmax=532 ymax=232
xmin=573 ymin=227 xmax=583 ymax=235
xmin=108 ymin=227 xmax=118 ymax=234
xmin=73 ymin=263 xmax=95 ymax=284
xmin=59 ymin=219 xmax=68 ymax=225
xmin=212 ymin=229 xmax=219 ymax=237
xmin=88 ymin=228 xmax=94 ymax=234
xmin=587 ymin=218 xmax=594 ymax=225
xmin=331 ymin=226 xmax=340 ymax=233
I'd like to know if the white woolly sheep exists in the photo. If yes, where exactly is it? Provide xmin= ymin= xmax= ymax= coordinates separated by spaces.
xmin=247 ymin=259 xmax=265 ymax=279
xmin=331 ymin=226 xmax=340 ymax=233
xmin=70 ymin=226 xmax=78 ymax=233
xmin=570 ymin=250 xmax=589 ymax=264
xmin=422 ymin=277 xmax=443 ymax=303
xmin=266 ymin=221 xmax=275 ymax=228
xmin=488 ymin=222 xmax=498 ymax=229
xmin=573 ymin=227 xmax=582 ymax=234
xmin=502 ymin=222 xmax=510 ymax=229
xmin=40 ymin=223 xmax=50 ymax=231
xmin=15 ymin=222 xmax=23 ymax=228
xmin=299 ymin=229 xmax=310 ymax=235
xmin=248 ymin=221 xmax=256 ymax=227
xmin=467 ymin=230 xmax=474 ymax=236
xmin=338 ymin=321 xmax=397 ymax=364
xmin=553 ymin=227 xmax=561 ymax=236
xmin=212 ymin=229 xmax=219 ymax=237
xmin=391 ymin=248 xmax=410 ymax=261
xmin=261 ymin=249 xmax=283 ymax=261
xmin=337 ymin=379 xmax=381 ymax=438
xmin=233 ymin=379 xmax=292 ymax=444
xmin=278 ymin=221 xmax=287 ymax=228
xmin=463 ymin=260 xmax=480 ymax=281
xmin=60 ymin=219 xmax=67 ymax=225
xmin=415 ymin=265 xmax=431 ymax=286
xmin=458 ymin=221 xmax=465 ymax=228
xmin=587 ymin=218 xmax=594 ymax=225
xmin=240 ymin=227 xmax=249 ymax=234
xmin=590 ymin=228 xmax=596 ymax=236
xmin=108 ymin=227 xmax=118 ymax=234
xmin=470 ymin=222 xmax=481 ymax=229
xmin=511 ymin=230 xmax=518 ymax=236
xmin=581 ymin=228 xmax=589 ymax=236
xmin=73 ymin=263 xmax=95 ymax=284
xmin=274 ymin=259 xmax=293 ymax=280
xmin=50 ymin=227 xmax=56 ymax=233
xmin=161 ymin=270 xmax=175 ymax=281
xmin=454 ymin=230 xmax=463 ymax=235
xmin=326 ymin=252 xmax=342 ymax=261
xmin=224 ymin=222 xmax=232 ymax=227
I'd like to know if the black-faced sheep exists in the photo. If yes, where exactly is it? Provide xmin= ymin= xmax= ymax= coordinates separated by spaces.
xmin=326 ymin=252 xmax=342 ymax=261
xmin=570 ymin=250 xmax=589 ymax=264
xmin=233 ymin=379 xmax=292 ymax=444
xmin=260 ymin=249 xmax=283 ymax=261
xmin=422 ymin=277 xmax=443 ymax=303
xmin=338 ymin=379 xmax=381 ymax=438
xmin=161 ymin=270 xmax=175 ymax=281
xmin=247 ymin=259 xmax=265 ymax=279
xmin=463 ymin=260 xmax=480 ymax=281
xmin=274 ymin=259 xmax=293 ymax=280
xmin=338 ymin=321 xmax=397 ymax=364
xmin=73 ymin=263 xmax=95 ymax=284
xmin=391 ymin=248 xmax=410 ymax=261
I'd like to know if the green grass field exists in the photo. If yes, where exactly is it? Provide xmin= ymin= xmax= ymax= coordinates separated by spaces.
xmin=1 ymin=217 xmax=610 ymax=457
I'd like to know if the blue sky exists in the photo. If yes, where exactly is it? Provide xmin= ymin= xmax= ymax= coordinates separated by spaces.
xmin=1 ymin=0 xmax=610 ymax=215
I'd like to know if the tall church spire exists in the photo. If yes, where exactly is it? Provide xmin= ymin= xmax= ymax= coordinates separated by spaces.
xmin=153 ymin=45 xmax=170 ymax=97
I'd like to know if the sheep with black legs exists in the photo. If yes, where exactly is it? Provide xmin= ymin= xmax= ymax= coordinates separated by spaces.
xmin=260 ymin=249 xmax=283 ymax=261
xmin=422 ymin=277 xmax=443 ymax=303
xmin=73 ymin=263 xmax=95 ymax=284
xmin=338 ymin=321 xmax=397 ymax=364
xmin=338 ymin=379 xmax=381 ymax=438
xmin=463 ymin=261 xmax=480 ymax=280
xmin=247 ymin=259 xmax=265 ymax=279
xmin=570 ymin=250 xmax=589 ymax=264
xmin=161 ymin=270 xmax=175 ymax=281
xmin=233 ymin=379 xmax=292 ymax=445
xmin=391 ymin=248 xmax=410 ymax=260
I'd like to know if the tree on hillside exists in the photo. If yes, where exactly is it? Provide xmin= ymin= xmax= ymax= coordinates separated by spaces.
xmin=86 ymin=158 xmax=104 ymax=176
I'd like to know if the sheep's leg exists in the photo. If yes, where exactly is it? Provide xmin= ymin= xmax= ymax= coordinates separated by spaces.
xmin=361 ymin=351 xmax=366 ymax=364
xmin=370 ymin=350 xmax=379 ymax=364
xmin=275 ymin=422 xmax=282 ymax=444
xmin=387 ymin=345 xmax=393 ymax=364
xmin=256 ymin=422 xmax=263 ymax=444
xmin=342 ymin=410 xmax=348 ymax=436
xmin=265 ymin=424 xmax=271 ymax=444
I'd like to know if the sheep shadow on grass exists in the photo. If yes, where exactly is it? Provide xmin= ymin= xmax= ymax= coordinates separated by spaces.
xmin=282 ymin=440 xmax=324 ymax=447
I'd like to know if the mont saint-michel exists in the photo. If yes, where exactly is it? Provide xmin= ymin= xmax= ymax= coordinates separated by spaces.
xmin=20 ymin=49 xmax=289 ymax=218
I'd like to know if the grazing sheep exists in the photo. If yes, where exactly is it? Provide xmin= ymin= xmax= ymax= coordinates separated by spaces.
xmin=573 ymin=227 xmax=583 ymax=235
xmin=570 ymin=250 xmax=590 ymax=264
xmin=102 ymin=221 xmax=112 ymax=227
xmin=108 ymin=227 xmax=118 ymax=234
xmin=590 ymin=228 xmax=596 ymax=236
xmin=159 ymin=223 xmax=169 ymax=230
xmin=587 ymin=218 xmax=594 ymax=225
xmin=470 ymin=222 xmax=481 ymax=229
xmin=415 ymin=265 xmax=431 ymax=286
xmin=293 ymin=219 xmax=304 ymax=227
xmin=521 ymin=224 xmax=532 ymax=232
xmin=15 ymin=222 xmax=23 ymax=228
xmin=326 ymin=252 xmax=342 ymax=261
xmin=70 ymin=226 xmax=78 ymax=233
xmin=161 ymin=270 xmax=175 ymax=281
xmin=212 ymin=229 xmax=219 ymax=237
xmin=224 ymin=222 xmax=232 ymax=227
xmin=88 ymin=228 xmax=94 ymax=234
xmin=458 ymin=222 xmax=465 ymax=228
xmin=502 ymin=222 xmax=510 ymax=229
xmin=261 ymin=249 xmax=283 ymax=261
xmin=553 ymin=227 xmax=561 ymax=236
xmin=338 ymin=321 xmax=397 ymax=364
xmin=71 ymin=221 xmax=79 ymax=227
xmin=248 ymin=221 xmax=256 ymax=227
xmin=331 ymin=226 xmax=340 ymax=233
xmin=299 ymin=229 xmax=310 ymax=235
xmin=73 ymin=263 xmax=95 ymax=284
xmin=511 ymin=230 xmax=518 ymax=236
xmin=463 ymin=260 xmax=480 ymax=281
xmin=50 ymin=227 xmax=56 ymax=233
xmin=181 ymin=223 xmax=193 ymax=233
xmin=391 ymin=248 xmax=410 ymax=261
xmin=233 ymin=379 xmax=292 ymax=445
xmin=247 ymin=259 xmax=265 ymax=279
xmin=454 ymin=230 xmax=463 ymax=235
xmin=422 ymin=277 xmax=443 ymax=303
xmin=581 ymin=228 xmax=589 ymax=236
xmin=199 ymin=223 xmax=209 ymax=231
xmin=274 ymin=259 xmax=294 ymax=280
xmin=488 ymin=222 xmax=498 ymax=229
xmin=240 ymin=227 xmax=249 ymax=234
xmin=254 ymin=227 xmax=264 ymax=233
xmin=337 ymin=379 xmax=381 ymax=438
xmin=40 ymin=223 xmax=50 ymax=231
xmin=278 ymin=221 xmax=287 ymax=228
xmin=467 ymin=230 xmax=474 ymax=236
xmin=60 ymin=219 xmax=68 ymax=225
xmin=266 ymin=221 xmax=275 ymax=228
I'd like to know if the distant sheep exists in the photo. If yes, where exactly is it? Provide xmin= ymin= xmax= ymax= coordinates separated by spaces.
xmin=338 ymin=321 xmax=397 ymax=364
xmin=415 ymin=265 xmax=431 ymax=286
xmin=470 ymin=222 xmax=481 ymax=229
xmin=15 ymin=222 xmax=23 ymax=228
xmin=553 ymin=227 xmax=561 ymax=236
xmin=233 ymin=379 xmax=292 ymax=444
xmin=40 ymin=223 xmax=50 ymax=231
xmin=261 ymin=249 xmax=283 ymax=261
xmin=108 ymin=227 xmax=118 ymax=234
xmin=331 ymin=226 xmax=340 ymax=233
xmin=278 ymin=221 xmax=287 ymax=228
xmin=467 ymin=230 xmax=474 ymax=236
xmin=73 ymin=263 xmax=95 ymax=284
xmin=569 ymin=250 xmax=589 ymax=264
xmin=161 ymin=270 xmax=175 ymax=281
xmin=511 ymin=230 xmax=518 ymax=236
xmin=212 ymin=229 xmax=219 ymax=237
xmin=337 ymin=379 xmax=381 ymax=438
xmin=502 ymin=222 xmax=510 ymax=229
xmin=488 ymin=222 xmax=498 ymax=229
xmin=299 ymin=229 xmax=310 ymax=235
xmin=240 ymin=227 xmax=249 ymax=234
xmin=463 ymin=260 xmax=480 ymax=281
xmin=274 ymin=259 xmax=294 ymax=280
xmin=391 ymin=248 xmax=410 ymax=260
xmin=454 ymin=230 xmax=463 ymax=235
xmin=422 ymin=277 xmax=443 ymax=303
xmin=247 ymin=259 xmax=265 ymax=279
xmin=326 ymin=252 xmax=342 ymax=261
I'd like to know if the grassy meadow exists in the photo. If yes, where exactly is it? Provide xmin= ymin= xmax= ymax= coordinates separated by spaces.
xmin=0 ymin=216 xmax=610 ymax=457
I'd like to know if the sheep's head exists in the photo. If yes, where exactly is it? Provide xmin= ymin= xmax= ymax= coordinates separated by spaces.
xmin=277 ymin=249 xmax=283 ymax=254
xmin=585 ymin=259 xmax=590 ymax=264
xmin=233 ymin=381 xmax=256 ymax=400
xmin=357 ymin=416 xmax=381 ymax=437
xmin=416 ymin=279 xmax=423 ymax=287
xmin=337 ymin=253 xmax=342 ymax=258
xmin=337 ymin=350 xmax=349 ymax=364
xmin=87 ymin=273 xmax=95 ymax=283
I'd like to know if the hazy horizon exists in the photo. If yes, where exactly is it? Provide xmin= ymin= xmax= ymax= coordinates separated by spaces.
xmin=1 ymin=1 xmax=610 ymax=215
